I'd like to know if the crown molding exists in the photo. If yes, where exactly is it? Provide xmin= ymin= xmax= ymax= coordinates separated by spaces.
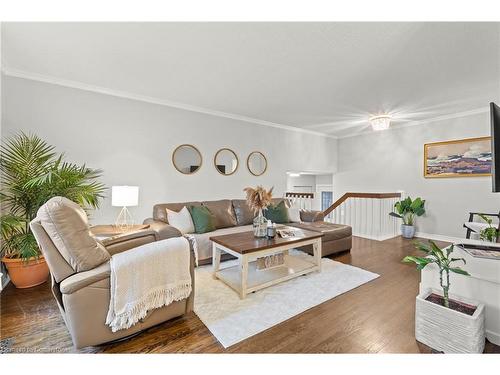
xmin=1 ymin=67 xmax=338 ymax=140
xmin=2 ymin=66 xmax=487 ymax=141
xmin=337 ymin=106 xmax=490 ymax=139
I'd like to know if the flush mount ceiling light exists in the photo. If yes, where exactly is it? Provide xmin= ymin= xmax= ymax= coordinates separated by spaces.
xmin=369 ymin=114 xmax=392 ymax=131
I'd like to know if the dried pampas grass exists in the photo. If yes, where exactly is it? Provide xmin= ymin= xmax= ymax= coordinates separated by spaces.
xmin=243 ymin=186 xmax=273 ymax=213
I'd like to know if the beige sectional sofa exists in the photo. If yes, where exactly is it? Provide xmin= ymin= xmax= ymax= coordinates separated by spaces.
xmin=144 ymin=198 xmax=352 ymax=264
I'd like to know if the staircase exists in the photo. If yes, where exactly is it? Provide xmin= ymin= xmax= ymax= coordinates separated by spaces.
xmin=322 ymin=192 xmax=402 ymax=241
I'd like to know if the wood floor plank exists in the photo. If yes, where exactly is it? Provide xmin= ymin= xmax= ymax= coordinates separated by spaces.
xmin=1 ymin=236 xmax=499 ymax=353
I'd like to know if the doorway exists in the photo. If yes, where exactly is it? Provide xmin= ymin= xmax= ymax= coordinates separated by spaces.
xmin=286 ymin=172 xmax=333 ymax=212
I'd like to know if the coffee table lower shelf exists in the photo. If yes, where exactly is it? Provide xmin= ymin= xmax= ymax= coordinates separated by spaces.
xmin=211 ymin=235 xmax=322 ymax=299
xmin=215 ymin=254 xmax=319 ymax=296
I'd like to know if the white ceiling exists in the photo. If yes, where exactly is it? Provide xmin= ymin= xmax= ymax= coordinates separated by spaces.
xmin=2 ymin=22 xmax=499 ymax=137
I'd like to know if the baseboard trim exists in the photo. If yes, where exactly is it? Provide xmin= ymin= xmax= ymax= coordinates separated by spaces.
xmin=0 ymin=273 xmax=10 ymax=293
xmin=414 ymin=232 xmax=464 ymax=244
xmin=486 ymin=329 xmax=500 ymax=346
xmin=352 ymin=232 xmax=399 ymax=241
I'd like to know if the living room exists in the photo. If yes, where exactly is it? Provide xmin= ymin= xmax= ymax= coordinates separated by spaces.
xmin=1 ymin=1 xmax=500 ymax=373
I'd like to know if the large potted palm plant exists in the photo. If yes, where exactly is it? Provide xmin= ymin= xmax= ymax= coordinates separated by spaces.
xmin=1 ymin=133 xmax=106 ymax=288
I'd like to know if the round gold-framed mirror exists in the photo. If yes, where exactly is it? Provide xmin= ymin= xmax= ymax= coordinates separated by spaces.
xmin=214 ymin=148 xmax=239 ymax=176
xmin=172 ymin=144 xmax=202 ymax=174
xmin=247 ymin=151 xmax=267 ymax=176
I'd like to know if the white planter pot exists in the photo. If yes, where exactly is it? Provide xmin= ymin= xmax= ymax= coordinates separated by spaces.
xmin=415 ymin=288 xmax=485 ymax=353
xmin=401 ymin=224 xmax=415 ymax=238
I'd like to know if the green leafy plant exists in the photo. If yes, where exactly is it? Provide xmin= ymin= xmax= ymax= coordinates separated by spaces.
xmin=0 ymin=132 xmax=106 ymax=260
xmin=478 ymin=214 xmax=498 ymax=242
xmin=403 ymin=240 xmax=470 ymax=308
xmin=389 ymin=196 xmax=425 ymax=226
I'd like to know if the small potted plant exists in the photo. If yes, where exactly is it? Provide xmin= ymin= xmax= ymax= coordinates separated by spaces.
xmin=389 ymin=196 xmax=425 ymax=239
xmin=478 ymin=214 xmax=498 ymax=243
xmin=403 ymin=240 xmax=485 ymax=353
xmin=1 ymin=133 xmax=106 ymax=288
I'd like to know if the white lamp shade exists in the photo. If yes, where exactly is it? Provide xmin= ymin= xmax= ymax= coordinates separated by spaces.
xmin=112 ymin=186 xmax=139 ymax=207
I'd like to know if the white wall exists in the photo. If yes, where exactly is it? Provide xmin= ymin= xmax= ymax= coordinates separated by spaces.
xmin=286 ymin=174 xmax=316 ymax=193
xmin=315 ymin=174 xmax=333 ymax=186
xmin=334 ymin=111 xmax=498 ymax=239
xmin=1 ymin=75 xmax=338 ymax=224
xmin=3 ymin=75 xmax=495 ymax=240
xmin=0 ymin=26 xmax=8 ymax=291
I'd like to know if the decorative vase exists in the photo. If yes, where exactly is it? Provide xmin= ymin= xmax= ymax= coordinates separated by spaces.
xmin=401 ymin=224 xmax=416 ymax=239
xmin=253 ymin=209 xmax=267 ymax=238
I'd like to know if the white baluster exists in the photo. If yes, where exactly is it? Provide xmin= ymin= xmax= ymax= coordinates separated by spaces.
xmin=371 ymin=199 xmax=374 ymax=239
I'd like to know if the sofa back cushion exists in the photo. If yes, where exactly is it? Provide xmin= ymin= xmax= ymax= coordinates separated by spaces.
xmin=188 ymin=205 xmax=217 ymax=234
xmin=201 ymin=200 xmax=237 ymax=229
xmin=153 ymin=201 xmax=201 ymax=223
xmin=37 ymin=197 xmax=110 ymax=272
xmin=231 ymin=199 xmax=255 ymax=226
xmin=30 ymin=219 xmax=76 ymax=282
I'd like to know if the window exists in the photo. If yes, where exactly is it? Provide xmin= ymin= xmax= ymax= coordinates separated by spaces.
xmin=321 ymin=191 xmax=333 ymax=211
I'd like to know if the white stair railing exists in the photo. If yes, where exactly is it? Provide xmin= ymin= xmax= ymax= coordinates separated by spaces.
xmin=324 ymin=192 xmax=402 ymax=241
xmin=285 ymin=192 xmax=314 ymax=211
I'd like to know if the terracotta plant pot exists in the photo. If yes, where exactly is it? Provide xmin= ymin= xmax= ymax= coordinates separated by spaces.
xmin=1 ymin=256 xmax=49 ymax=288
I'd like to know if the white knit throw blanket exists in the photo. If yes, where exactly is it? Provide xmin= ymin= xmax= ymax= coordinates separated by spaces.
xmin=106 ymin=237 xmax=192 ymax=332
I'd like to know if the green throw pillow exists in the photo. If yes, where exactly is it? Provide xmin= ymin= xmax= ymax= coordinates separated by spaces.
xmin=264 ymin=200 xmax=290 ymax=224
xmin=188 ymin=205 xmax=216 ymax=234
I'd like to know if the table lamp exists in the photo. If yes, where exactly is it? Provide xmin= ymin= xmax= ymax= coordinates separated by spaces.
xmin=112 ymin=186 xmax=139 ymax=231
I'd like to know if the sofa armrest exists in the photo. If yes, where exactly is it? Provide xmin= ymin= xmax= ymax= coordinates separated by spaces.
xmin=143 ymin=218 xmax=182 ymax=240
xmin=101 ymin=229 xmax=158 ymax=255
xmin=60 ymin=262 xmax=111 ymax=294
xmin=300 ymin=210 xmax=325 ymax=222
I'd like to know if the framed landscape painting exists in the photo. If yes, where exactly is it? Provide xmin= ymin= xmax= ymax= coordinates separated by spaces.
xmin=424 ymin=136 xmax=492 ymax=178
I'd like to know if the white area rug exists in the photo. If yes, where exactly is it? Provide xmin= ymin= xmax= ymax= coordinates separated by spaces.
xmin=194 ymin=250 xmax=379 ymax=348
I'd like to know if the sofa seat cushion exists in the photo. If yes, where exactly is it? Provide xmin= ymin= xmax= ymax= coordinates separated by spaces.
xmin=186 ymin=225 xmax=253 ymax=262
xmin=288 ymin=222 xmax=352 ymax=242
xmin=201 ymin=200 xmax=237 ymax=229
xmin=37 ymin=197 xmax=111 ymax=272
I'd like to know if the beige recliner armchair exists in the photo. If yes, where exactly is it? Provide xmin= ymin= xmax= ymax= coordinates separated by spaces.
xmin=30 ymin=197 xmax=194 ymax=349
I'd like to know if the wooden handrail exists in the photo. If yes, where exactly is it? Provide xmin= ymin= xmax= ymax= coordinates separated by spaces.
xmin=285 ymin=192 xmax=314 ymax=199
xmin=322 ymin=192 xmax=401 ymax=216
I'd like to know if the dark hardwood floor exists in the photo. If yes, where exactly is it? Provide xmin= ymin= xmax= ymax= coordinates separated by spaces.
xmin=1 ymin=236 xmax=499 ymax=353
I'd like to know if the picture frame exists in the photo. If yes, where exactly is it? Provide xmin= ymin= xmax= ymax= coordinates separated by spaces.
xmin=424 ymin=136 xmax=492 ymax=178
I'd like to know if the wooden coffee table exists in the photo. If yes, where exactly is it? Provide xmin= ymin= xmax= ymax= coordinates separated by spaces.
xmin=210 ymin=226 xmax=323 ymax=299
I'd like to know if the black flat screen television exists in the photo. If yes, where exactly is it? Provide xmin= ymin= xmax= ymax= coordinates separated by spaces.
xmin=491 ymin=102 xmax=500 ymax=192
